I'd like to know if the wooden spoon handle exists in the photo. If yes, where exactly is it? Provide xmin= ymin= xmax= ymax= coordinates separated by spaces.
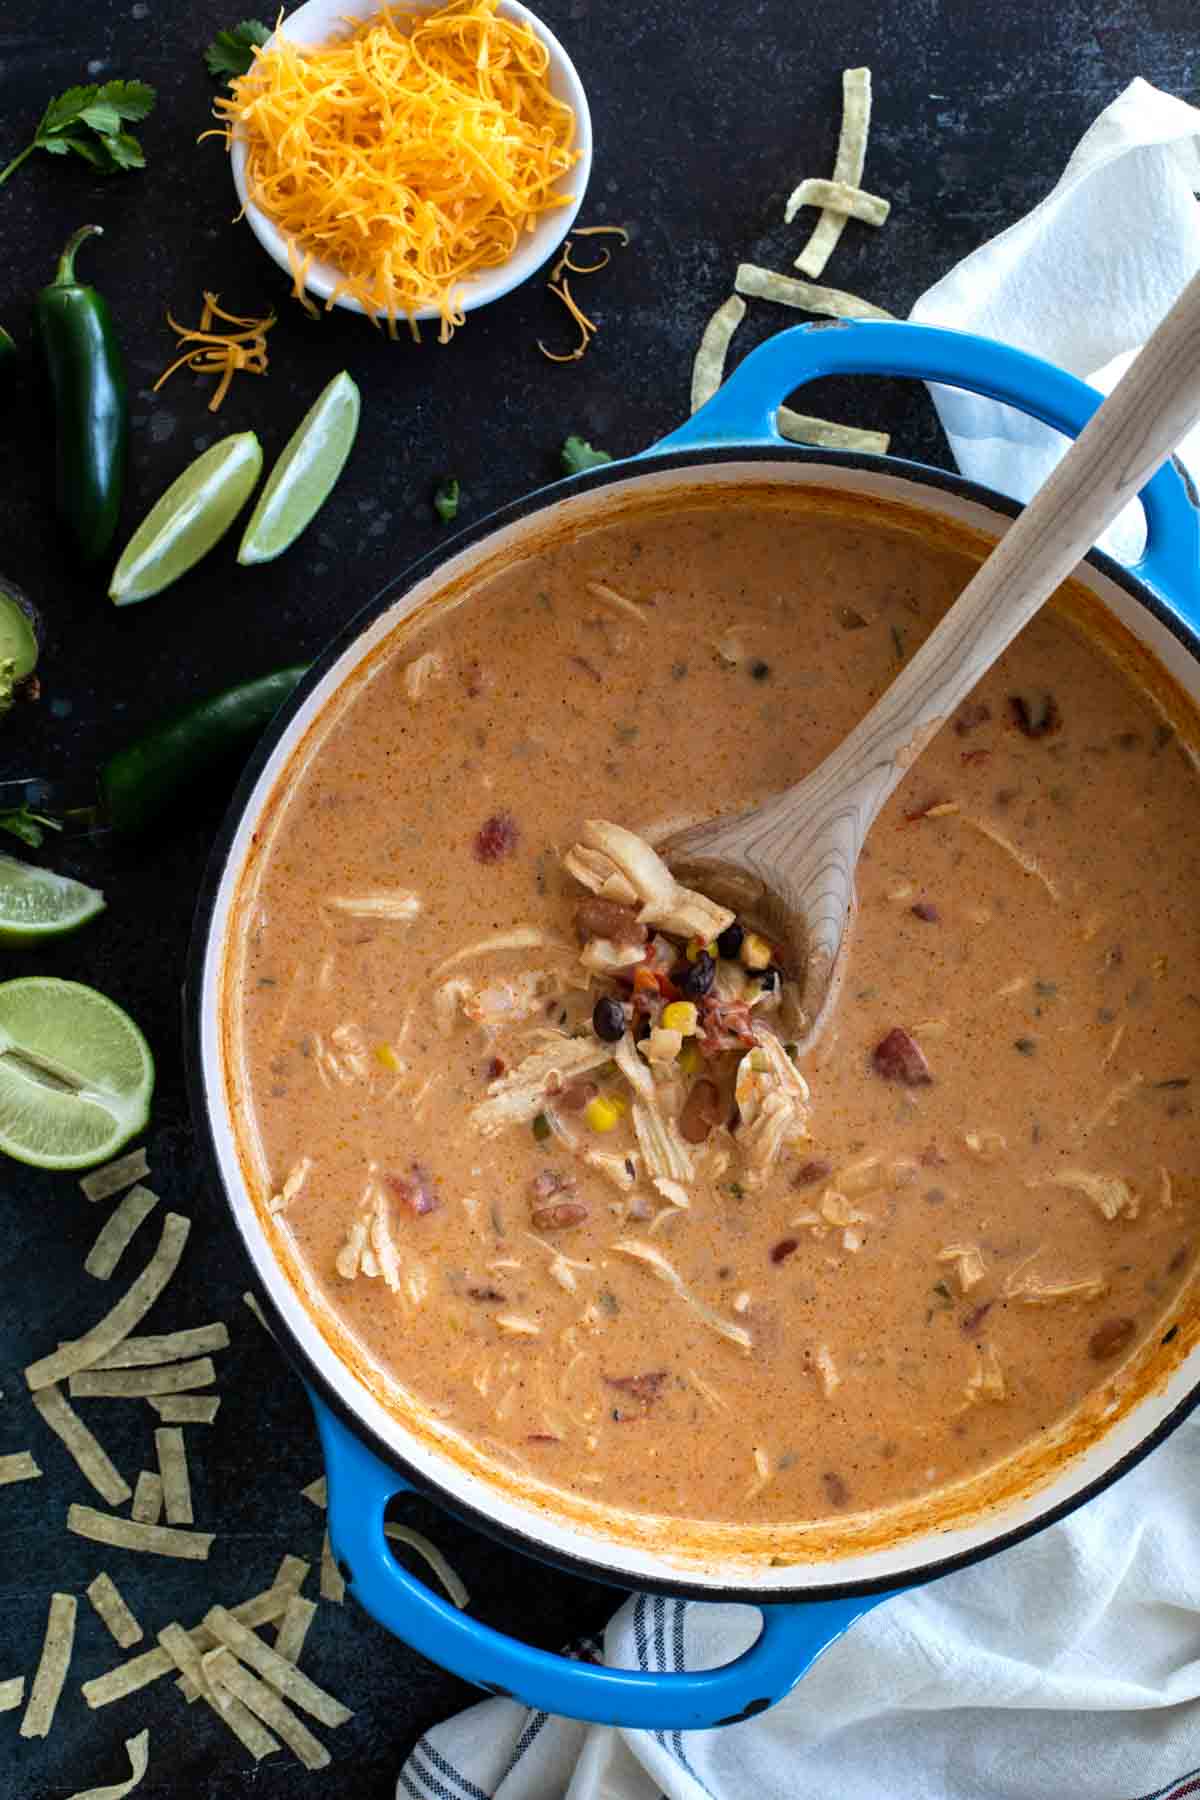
xmin=720 ymin=268 xmax=1200 ymax=999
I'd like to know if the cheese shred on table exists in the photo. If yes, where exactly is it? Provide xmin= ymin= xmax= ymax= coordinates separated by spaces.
xmin=214 ymin=0 xmax=579 ymax=339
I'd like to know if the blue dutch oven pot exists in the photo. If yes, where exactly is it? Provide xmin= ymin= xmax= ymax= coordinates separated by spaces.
xmin=190 ymin=319 xmax=1200 ymax=1733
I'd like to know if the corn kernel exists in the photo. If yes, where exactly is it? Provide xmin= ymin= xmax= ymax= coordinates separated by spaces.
xmin=374 ymin=1042 xmax=401 ymax=1071
xmin=585 ymin=1096 xmax=624 ymax=1133
xmin=686 ymin=939 xmax=717 ymax=963
xmin=661 ymin=1001 xmax=699 ymax=1035
xmin=740 ymin=931 xmax=773 ymax=971
xmin=678 ymin=1042 xmax=703 ymax=1076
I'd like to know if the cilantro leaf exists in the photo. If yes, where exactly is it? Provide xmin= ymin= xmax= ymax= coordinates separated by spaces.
xmin=205 ymin=20 xmax=271 ymax=80
xmin=0 ymin=806 xmax=61 ymax=849
xmin=0 ymin=77 xmax=156 ymax=189
xmin=433 ymin=477 xmax=460 ymax=524
xmin=95 ymin=79 xmax=157 ymax=122
xmin=560 ymin=435 xmax=613 ymax=477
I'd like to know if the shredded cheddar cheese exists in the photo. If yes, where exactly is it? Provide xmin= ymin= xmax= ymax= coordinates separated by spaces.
xmin=153 ymin=294 xmax=275 ymax=412
xmin=214 ymin=0 xmax=579 ymax=339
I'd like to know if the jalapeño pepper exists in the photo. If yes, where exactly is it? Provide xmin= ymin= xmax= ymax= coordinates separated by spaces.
xmin=35 ymin=224 xmax=128 ymax=565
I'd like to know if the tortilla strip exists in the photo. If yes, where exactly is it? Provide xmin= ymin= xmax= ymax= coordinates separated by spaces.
xmin=0 ymin=1677 xmax=24 ymax=1712
xmin=0 ymin=1450 xmax=41 ymax=1485
xmin=86 ymin=1570 xmax=304 ymax=1709
xmin=25 ymin=1213 xmax=191 ymax=1390
xmin=158 ymin=1624 xmax=280 ymax=1759
xmin=65 ymin=1726 xmax=149 ymax=1800
xmin=68 ymin=1502 xmax=213 ymax=1561
xmin=131 ymin=1470 xmax=163 ymax=1524
xmin=795 ymin=67 xmax=872 ymax=276
xmin=319 ymin=1530 xmax=345 ymax=1603
xmin=690 ymin=293 xmax=746 ymax=413
xmin=20 ymin=1592 xmax=76 ymax=1738
xmin=84 ymin=1186 xmax=160 ymax=1281
xmin=301 ymin=1475 xmax=327 ymax=1508
xmin=784 ymin=175 xmax=889 ymax=228
xmin=273 ymin=1595 xmax=317 ymax=1666
xmin=86 ymin=1573 xmax=143 ymax=1649
xmin=32 ymin=1384 xmax=130 ymax=1506
xmin=203 ymin=1605 xmax=352 ymax=1726
xmin=92 ymin=1323 xmax=229 ymax=1368
xmin=69 ymin=1356 xmax=216 ymax=1399
xmin=778 ymin=407 xmax=891 ymax=454
xmin=79 ymin=1148 xmax=150 ymax=1204
xmin=384 ymin=1523 xmax=470 ymax=1609
xmin=178 ymin=1556 xmax=310 ymax=1701
xmin=148 ymin=1395 xmax=221 ymax=1424
xmin=203 ymin=1648 xmax=331 ymax=1772
xmin=155 ymin=1427 xmax=193 ymax=1525
xmin=735 ymin=262 xmax=893 ymax=321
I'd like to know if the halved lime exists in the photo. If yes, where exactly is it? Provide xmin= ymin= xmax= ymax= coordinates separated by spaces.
xmin=0 ymin=977 xmax=153 ymax=1169
xmin=0 ymin=855 xmax=105 ymax=945
xmin=237 ymin=372 xmax=360 ymax=565
xmin=109 ymin=432 xmax=263 ymax=605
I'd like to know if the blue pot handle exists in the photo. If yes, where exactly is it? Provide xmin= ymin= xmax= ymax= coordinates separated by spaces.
xmin=312 ymin=1392 xmax=897 ymax=1730
xmin=650 ymin=320 xmax=1199 ymax=623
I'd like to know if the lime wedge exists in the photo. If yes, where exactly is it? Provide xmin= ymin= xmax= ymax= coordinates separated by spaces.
xmin=109 ymin=432 xmax=263 ymax=605
xmin=0 ymin=855 xmax=105 ymax=945
xmin=238 ymin=372 xmax=360 ymax=565
xmin=0 ymin=977 xmax=153 ymax=1169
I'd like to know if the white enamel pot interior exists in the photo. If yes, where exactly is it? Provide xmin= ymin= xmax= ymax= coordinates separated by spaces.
xmin=193 ymin=449 xmax=1200 ymax=1602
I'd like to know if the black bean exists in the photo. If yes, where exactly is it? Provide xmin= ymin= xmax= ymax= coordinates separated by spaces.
xmin=592 ymin=996 xmax=626 ymax=1043
xmin=750 ymin=660 xmax=771 ymax=682
xmin=1014 ymin=1037 xmax=1037 ymax=1056
xmin=759 ymin=967 xmax=780 ymax=992
xmin=716 ymin=920 xmax=744 ymax=960
xmin=675 ymin=952 xmax=716 ymax=999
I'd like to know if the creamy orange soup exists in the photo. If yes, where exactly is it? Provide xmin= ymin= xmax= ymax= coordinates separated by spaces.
xmin=232 ymin=492 xmax=1199 ymax=1527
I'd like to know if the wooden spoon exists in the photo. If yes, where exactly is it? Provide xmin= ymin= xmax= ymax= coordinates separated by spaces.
xmin=665 ymin=269 xmax=1200 ymax=1044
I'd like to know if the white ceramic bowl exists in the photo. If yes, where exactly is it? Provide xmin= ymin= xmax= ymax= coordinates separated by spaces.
xmin=229 ymin=0 xmax=593 ymax=323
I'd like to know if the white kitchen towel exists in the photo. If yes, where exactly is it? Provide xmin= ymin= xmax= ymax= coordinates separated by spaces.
xmin=910 ymin=76 xmax=1200 ymax=565
xmin=397 ymin=80 xmax=1200 ymax=1800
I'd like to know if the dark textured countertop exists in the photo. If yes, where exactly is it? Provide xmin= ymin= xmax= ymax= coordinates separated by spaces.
xmin=0 ymin=1 xmax=1195 ymax=1794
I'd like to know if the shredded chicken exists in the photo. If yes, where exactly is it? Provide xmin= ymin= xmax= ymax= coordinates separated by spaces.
xmin=403 ymin=651 xmax=443 ymax=699
xmin=614 ymin=1239 xmax=752 ymax=1351
xmin=937 ymin=1243 xmax=986 ymax=1293
xmin=962 ymin=815 xmax=1061 ymax=903
xmin=1006 ymin=1272 xmax=1109 ymax=1305
xmin=580 ymin=937 xmax=644 ymax=974
xmin=818 ymin=1189 xmax=871 ymax=1228
xmin=326 ymin=890 xmax=422 ymax=921
xmin=567 ymin=820 xmax=734 ymax=941
xmin=632 ymin=1102 xmax=694 ymax=1184
xmin=470 ymin=1038 xmax=613 ymax=1135
xmin=1081 ymin=1073 xmax=1145 ymax=1138
xmin=432 ymin=929 xmax=569 ymax=978
xmin=964 ymin=1130 xmax=1006 ymax=1161
xmin=813 ymin=1344 xmax=840 ymax=1397
xmin=1048 ymin=1168 xmax=1139 ymax=1221
xmin=586 ymin=579 xmax=648 ymax=623
xmin=269 ymin=1156 xmax=312 ymax=1215
xmin=965 ymin=1344 xmax=1006 ymax=1403
xmin=585 ymin=1149 xmax=638 ymax=1191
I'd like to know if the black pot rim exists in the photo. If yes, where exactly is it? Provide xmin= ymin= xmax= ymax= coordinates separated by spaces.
xmin=184 ymin=441 xmax=1200 ymax=1608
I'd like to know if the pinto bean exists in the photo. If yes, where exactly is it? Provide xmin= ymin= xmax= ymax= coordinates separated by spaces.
xmin=871 ymin=1027 xmax=933 ymax=1086
xmin=822 ymin=1472 xmax=849 ymax=1508
xmin=474 ymin=811 xmax=519 ymax=861
xmin=770 ymin=1238 xmax=799 ymax=1265
xmin=531 ymin=1168 xmax=574 ymax=1201
xmin=678 ymin=1077 xmax=723 ymax=1144
xmin=793 ymin=1158 xmax=833 ymax=1188
xmin=574 ymin=898 xmax=647 ymax=946
xmin=531 ymin=1200 xmax=589 ymax=1232
xmin=605 ymin=1371 xmax=668 ymax=1403
xmin=954 ymin=701 xmax=992 ymax=735
xmin=385 ymin=1164 xmax=438 ymax=1214
xmin=1089 ymin=1316 xmax=1137 ymax=1361
xmin=557 ymin=1079 xmax=599 ymax=1113
xmin=911 ymin=901 xmax=940 ymax=923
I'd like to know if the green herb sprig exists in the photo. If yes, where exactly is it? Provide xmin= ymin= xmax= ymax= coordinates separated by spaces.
xmin=561 ymin=435 xmax=612 ymax=477
xmin=204 ymin=20 xmax=271 ymax=82
xmin=0 ymin=81 xmax=156 ymax=189
xmin=433 ymin=478 xmax=460 ymax=524
xmin=0 ymin=805 xmax=63 ymax=849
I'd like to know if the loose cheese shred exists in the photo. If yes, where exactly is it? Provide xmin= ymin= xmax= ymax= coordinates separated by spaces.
xmin=154 ymin=295 xmax=275 ymax=413
xmin=537 ymin=277 xmax=596 ymax=363
xmin=214 ymin=0 xmax=579 ymax=339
